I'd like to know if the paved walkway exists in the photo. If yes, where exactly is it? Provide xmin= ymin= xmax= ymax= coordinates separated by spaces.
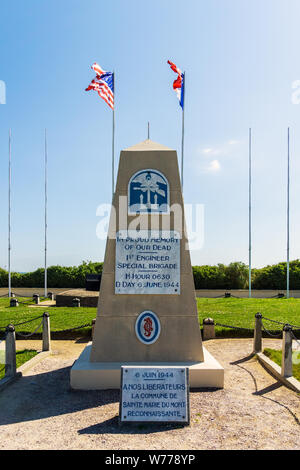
xmin=0 ymin=339 xmax=299 ymax=450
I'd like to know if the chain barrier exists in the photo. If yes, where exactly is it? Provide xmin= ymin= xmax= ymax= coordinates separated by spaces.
xmin=0 ymin=332 xmax=6 ymax=376
xmin=13 ymin=315 xmax=44 ymax=327
xmin=19 ymin=293 xmax=47 ymax=299
xmin=15 ymin=319 xmax=44 ymax=338
xmin=291 ymin=329 xmax=300 ymax=348
xmin=201 ymin=293 xmax=288 ymax=300
xmin=0 ymin=332 xmax=7 ymax=343
xmin=17 ymin=299 xmax=35 ymax=306
xmin=0 ymin=316 xmax=90 ymax=336
xmin=15 ymin=298 xmax=48 ymax=306
xmin=53 ymin=322 xmax=92 ymax=334
xmin=0 ymin=314 xmax=44 ymax=330
xmin=201 ymin=294 xmax=241 ymax=299
xmin=261 ymin=322 xmax=282 ymax=338
xmin=214 ymin=322 xmax=253 ymax=332
xmin=261 ymin=316 xmax=300 ymax=330
xmin=12 ymin=293 xmax=38 ymax=298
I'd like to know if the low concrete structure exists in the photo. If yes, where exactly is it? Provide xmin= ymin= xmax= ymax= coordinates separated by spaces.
xmin=71 ymin=343 xmax=224 ymax=390
xmin=56 ymin=289 xmax=99 ymax=308
xmin=257 ymin=352 xmax=300 ymax=393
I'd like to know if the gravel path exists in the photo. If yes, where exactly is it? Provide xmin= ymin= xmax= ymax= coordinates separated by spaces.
xmin=0 ymin=338 xmax=299 ymax=450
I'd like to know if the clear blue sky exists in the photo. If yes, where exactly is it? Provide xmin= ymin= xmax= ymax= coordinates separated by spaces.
xmin=1 ymin=0 xmax=300 ymax=272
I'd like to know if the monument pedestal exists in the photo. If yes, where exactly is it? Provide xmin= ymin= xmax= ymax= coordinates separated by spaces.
xmin=71 ymin=343 xmax=224 ymax=390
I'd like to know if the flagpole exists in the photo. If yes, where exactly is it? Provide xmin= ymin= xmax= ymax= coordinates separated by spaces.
xmin=249 ymin=128 xmax=252 ymax=299
xmin=8 ymin=129 xmax=11 ymax=298
xmin=287 ymin=127 xmax=290 ymax=299
xmin=181 ymin=72 xmax=185 ymax=189
xmin=44 ymin=129 xmax=48 ymax=298
xmin=112 ymin=72 xmax=115 ymax=200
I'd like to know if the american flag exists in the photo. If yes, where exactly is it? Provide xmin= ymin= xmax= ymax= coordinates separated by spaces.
xmin=85 ymin=63 xmax=114 ymax=110
xmin=167 ymin=60 xmax=185 ymax=109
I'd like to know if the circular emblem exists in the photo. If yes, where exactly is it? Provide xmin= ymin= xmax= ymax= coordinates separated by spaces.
xmin=135 ymin=311 xmax=161 ymax=345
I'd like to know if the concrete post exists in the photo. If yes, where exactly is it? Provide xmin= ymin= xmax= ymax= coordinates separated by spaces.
xmin=42 ymin=312 xmax=51 ymax=352
xmin=92 ymin=319 xmax=96 ymax=340
xmin=33 ymin=294 xmax=40 ymax=305
xmin=72 ymin=298 xmax=80 ymax=308
xmin=253 ymin=313 xmax=262 ymax=354
xmin=10 ymin=298 xmax=19 ymax=307
xmin=203 ymin=318 xmax=215 ymax=340
xmin=5 ymin=324 xmax=16 ymax=377
xmin=282 ymin=324 xmax=293 ymax=378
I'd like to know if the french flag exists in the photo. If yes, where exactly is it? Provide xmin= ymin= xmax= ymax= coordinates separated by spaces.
xmin=168 ymin=60 xmax=185 ymax=109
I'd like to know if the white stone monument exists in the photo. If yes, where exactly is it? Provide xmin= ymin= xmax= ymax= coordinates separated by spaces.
xmin=71 ymin=139 xmax=224 ymax=389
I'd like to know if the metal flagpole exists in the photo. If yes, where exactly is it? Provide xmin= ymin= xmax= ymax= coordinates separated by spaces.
xmin=112 ymin=72 xmax=115 ymax=200
xmin=8 ymin=129 xmax=11 ymax=298
xmin=148 ymin=122 xmax=150 ymax=140
xmin=287 ymin=127 xmax=290 ymax=299
xmin=181 ymin=72 xmax=185 ymax=189
xmin=249 ymin=128 xmax=252 ymax=298
xmin=44 ymin=129 xmax=48 ymax=298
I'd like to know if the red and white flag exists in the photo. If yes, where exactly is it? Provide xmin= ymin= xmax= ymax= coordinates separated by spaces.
xmin=85 ymin=62 xmax=114 ymax=110
xmin=167 ymin=60 xmax=185 ymax=109
xmin=91 ymin=62 xmax=106 ymax=77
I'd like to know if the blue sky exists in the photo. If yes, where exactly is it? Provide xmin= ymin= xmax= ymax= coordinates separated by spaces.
xmin=0 ymin=0 xmax=300 ymax=271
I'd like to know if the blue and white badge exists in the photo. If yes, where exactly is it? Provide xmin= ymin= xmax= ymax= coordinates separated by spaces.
xmin=135 ymin=311 xmax=161 ymax=345
xmin=128 ymin=169 xmax=169 ymax=214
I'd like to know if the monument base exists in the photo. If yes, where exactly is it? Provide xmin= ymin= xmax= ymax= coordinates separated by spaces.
xmin=70 ymin=343 xmax=224 ymax=390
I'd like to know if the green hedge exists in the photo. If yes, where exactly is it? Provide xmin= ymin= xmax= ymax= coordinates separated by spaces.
xmin=0 ymin=261 xmax=103 ymax=288
xmin=251 ymin=259 xmax=300 ymax=290
xmin=192 ymin=262 xmax=248 ymax=289
xmin=0 ymin=259 xmax=299 ymax=290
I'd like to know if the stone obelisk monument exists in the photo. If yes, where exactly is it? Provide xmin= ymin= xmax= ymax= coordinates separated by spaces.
xmin=71 ymin=140 xmax=224 ymax=389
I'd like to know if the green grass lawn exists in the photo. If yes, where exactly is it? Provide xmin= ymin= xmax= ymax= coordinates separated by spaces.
xmin=0 ymin=298 xmax=96 ymax=338
xmin=197 ymin=298 xmax=300 ymax=337
xmin=0 ymin=297 xmax=300 ymax=338
xmin=0 ymin=349 xmax=38 ymax=380
xmin=264 ymin=348 xmax=300 ymax=381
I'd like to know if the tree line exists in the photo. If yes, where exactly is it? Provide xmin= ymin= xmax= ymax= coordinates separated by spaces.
xmin=0 ymin=260 xmax=299 ymax=290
